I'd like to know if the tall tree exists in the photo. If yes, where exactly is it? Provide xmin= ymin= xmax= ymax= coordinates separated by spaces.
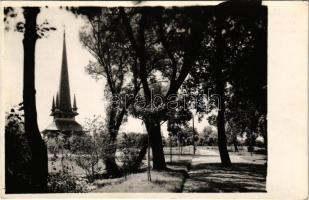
xmin=212 ymin=5 xmax=232 ymax=166
xmin=22 ymin=7 xmax=48 ymax=192
xmin=221 ymin=1 xmax=267 ymax=152
xmin=120 ymin=7 xmax=207 ymax=169
xmin=5 ymin=7 xmax=57 ymax=192
xmin=224 ymin=2 xmax=267 ymax=151
xmin=185 ymin=1 xmax=266 ymax=166
xmin=78 ymin=8 xmax=141 ymax=176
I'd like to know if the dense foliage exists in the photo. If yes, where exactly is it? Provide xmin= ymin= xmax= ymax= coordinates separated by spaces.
xmin=5 ymin=106 xmax=32 ymax=193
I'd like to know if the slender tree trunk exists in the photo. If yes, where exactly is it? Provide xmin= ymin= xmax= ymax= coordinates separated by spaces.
xmin=233 ymin=139 xmax=239 ymax=152
xmin=145 ymin=118 xmax=166 ymax=170
xmin=249 ymin=132 xmax=256 ymax=154
xmin=132 ymin=138 xmax=147 ymax=171
xmin=213 ymin=9 xmax=232 ymax=167
xmin=215 ymin=77 xmax=232 ymax=166
xmin=22 ymin=7 xmax=48 ymax=193
xmin=263 ymin=133 xmax=267 ymax=152
xmin=217 ymin=97 xmax=232 ymax=167
xmin=169 ymin=136 xmax=172 ymax=162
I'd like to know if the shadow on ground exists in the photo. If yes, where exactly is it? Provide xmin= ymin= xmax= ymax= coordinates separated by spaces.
xmin=183 ymin=163 xmax=267 ymax=192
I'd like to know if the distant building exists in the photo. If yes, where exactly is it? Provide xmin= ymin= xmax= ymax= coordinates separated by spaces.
xmin=42 ymin=30 xmax=83 ymax=138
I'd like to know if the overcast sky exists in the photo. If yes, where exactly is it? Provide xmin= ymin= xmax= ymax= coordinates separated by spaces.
xmin=3 ymin=7 xmax=209 ymax=137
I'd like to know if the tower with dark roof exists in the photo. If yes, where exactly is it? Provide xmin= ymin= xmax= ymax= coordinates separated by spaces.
xmin=42 ymin=30 xmax=83 ymax=137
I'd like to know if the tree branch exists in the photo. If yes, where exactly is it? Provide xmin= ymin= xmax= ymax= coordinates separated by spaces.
xmin=157 ymin=11 xmax=177 ymax=84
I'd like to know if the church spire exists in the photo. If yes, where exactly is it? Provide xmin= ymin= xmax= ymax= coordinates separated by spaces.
xmin=56 ymin=92 xmax=59 ymax=108
xmin=44 ymin=27 xmax=83 ymax=136
xmin=51 ymin=96 xmax=55 ymax=111
xmin=58 ymin=28 xmax=72 ymax=112
xmin=73 ymin=94 xmax=77 ymax=111
xmin=50 ymin=29 xmax=78 ymax=119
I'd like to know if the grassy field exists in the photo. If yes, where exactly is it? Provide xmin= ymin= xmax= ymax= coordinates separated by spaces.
xmin=91 ymin=146 xmax=266 ymax=193
xmin=92 ymin=157 xmax=191 ymax=193
xmin=47 ymin=146 xmax=267 ymax=193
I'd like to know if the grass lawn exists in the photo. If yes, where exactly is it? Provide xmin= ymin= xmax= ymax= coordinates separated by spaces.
xmin=47 ymin=146 xmax=267 ymax=193
xmin=92 ymin=157 xmax=191 ymax=193
xmin=182 ymin=146 xmax=267 ymax=192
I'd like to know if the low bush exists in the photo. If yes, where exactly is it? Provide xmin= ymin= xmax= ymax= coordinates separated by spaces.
xmin=47 ymin=171 xmax=81 ymax=193
xmin=70 ymin=135 xmax=101 ymax=182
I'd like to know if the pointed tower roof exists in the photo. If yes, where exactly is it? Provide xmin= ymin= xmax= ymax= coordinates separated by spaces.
xmin=51 ymin=96 xmax=55 ymax=111
xmin=44 ymin=28 xmax=83 ymax=136
xmin=58 ymin=29 xmax=72 ymax=112
xmin=56 ymin=92 xmax=59 ymax=108
xmin=73 ymin=94 xmax=77 ymax=111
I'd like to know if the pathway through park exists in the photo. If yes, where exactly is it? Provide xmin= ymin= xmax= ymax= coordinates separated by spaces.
xmin=182 ymin=148 xmax=267 ymax=192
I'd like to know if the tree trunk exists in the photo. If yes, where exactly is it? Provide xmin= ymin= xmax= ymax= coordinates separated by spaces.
xmin=248 ymin=133 xmax=255 ymax=154
xmin=213 ymin=9 xmax=232 ymax=167
xmin=22 ymin=7 xmax=48 ymax=193
xmin=131 ymin=139 xmax=147 ymax=171
xmin=263 ymin=133 xmax=267 ymax=152
xmin=103 ymin=108 xmax=122 ymax=177
xmin=145 ymin=118 xmax=166 ymax=170
xmin=169 ymin=136 xmax=172 ymax=162
xmin=214 ymin=50 xmax=232 ymax=166
xmin=217 ymin=100 xmax=232 ymax=167
xmin=233 ymin=139 xmax=239 ymax=152
xmin=104 ymin=139 xmax=122 ymax=177
xmin=104 ymin=132 xmax=121 ymax=177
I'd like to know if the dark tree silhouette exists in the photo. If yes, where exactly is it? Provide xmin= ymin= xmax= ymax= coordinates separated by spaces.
xmin=212 ymin=5 xmax=232 ymax=166
xmin=219 ymin=1 xmax=267 ymax=154
xmin=184 ymin=1 xmax=267 ymax=166
xmin=224 ymin=2 xmax=267 ymax=152
xmin=5 ymin=6 xmax=56 ymax=193
xmin=22 ymin=7 xmax=48 ymax=192
xmin=120 ymin=7 xmax=207 ymax=170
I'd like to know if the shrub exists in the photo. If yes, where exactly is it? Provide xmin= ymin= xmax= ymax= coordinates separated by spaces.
xmin=47 ymin=171 xmax=80 ymax=193
xmin=70 ymin=135 xmax=101 ymax=182
xmin=5 ymin=106 xmax=33 ymax=193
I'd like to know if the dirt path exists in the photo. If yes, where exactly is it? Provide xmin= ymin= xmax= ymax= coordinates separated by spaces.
xmin=182 ymin=148 xmax=267 ymax=192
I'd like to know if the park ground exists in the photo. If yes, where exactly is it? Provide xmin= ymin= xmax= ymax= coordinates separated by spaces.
xmin=85 ymin=146 xmax=267 ymax=193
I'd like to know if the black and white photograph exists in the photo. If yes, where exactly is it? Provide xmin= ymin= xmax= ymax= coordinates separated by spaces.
xmin=1 ymin=0 xmax=307 ymax=198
